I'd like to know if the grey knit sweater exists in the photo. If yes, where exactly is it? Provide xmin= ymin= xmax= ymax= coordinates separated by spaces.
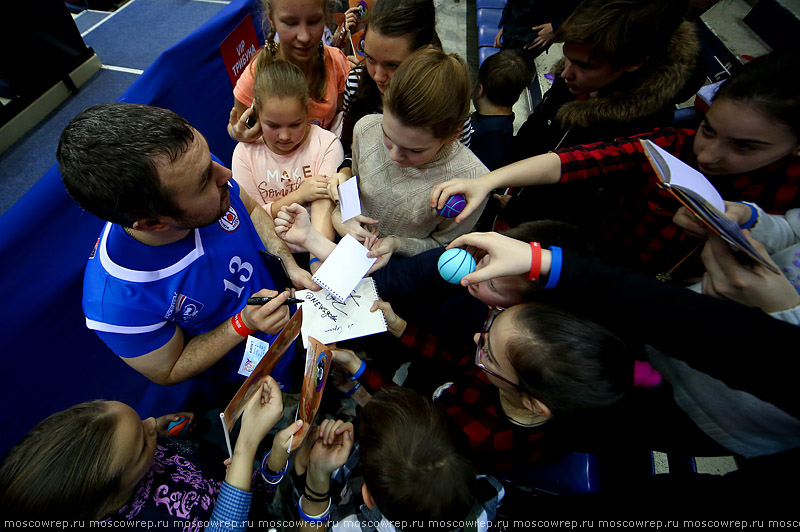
xmin=346 ymin=114 xmax=489 ymax=256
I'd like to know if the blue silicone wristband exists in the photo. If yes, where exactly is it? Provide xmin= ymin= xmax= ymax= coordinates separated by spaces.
xmin=344 ymin=382 xmax=361 ymax=397
xmin=735 ymin=201 xmax=759 ymax=230
xmin=309 ymin=257 xmax=321 ymax=265
xmin=349 ymin=359 xmax=366 ymax=381
xmin=542 ymin=246 xmax=563 ymax=290
xmin=261 ymin=450 xmax=289 ymax=484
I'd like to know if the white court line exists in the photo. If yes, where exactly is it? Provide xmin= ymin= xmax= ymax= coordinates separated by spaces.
xmin=191 ymin=0 xmax=230 ymax=3
xmin=101 ymin=65 xmax=145 ymax=75
xmin=81 ymin=0 xmax=139 ymax=37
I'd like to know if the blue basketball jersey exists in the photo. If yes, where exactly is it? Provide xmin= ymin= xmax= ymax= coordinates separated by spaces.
xmin=83 ymin=180 xmax=295 ymax=384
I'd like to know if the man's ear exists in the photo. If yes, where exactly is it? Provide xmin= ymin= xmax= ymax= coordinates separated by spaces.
xmin=362 ymin=483 xmax=377 ymax=509
xmin=474 ymin=83 xmax=485 ymax=99
xmin=521 ymin=394 xmax=552 ymax=420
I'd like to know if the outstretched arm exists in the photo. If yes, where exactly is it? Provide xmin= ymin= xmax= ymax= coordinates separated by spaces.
xmin=241 ymin=189 xmax=319 ymax=290
xmin=430 ymin=152 xmax=561 ymax=224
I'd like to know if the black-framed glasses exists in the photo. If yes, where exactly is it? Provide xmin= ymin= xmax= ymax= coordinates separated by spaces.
xmin=475 ymin=307 xmax=525 ymax=391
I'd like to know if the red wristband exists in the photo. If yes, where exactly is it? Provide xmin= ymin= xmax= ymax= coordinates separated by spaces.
xmin=526 ymin=242 xmax=542 ymax=281
xmin=231 ymin=311 xmax=257 ymax=337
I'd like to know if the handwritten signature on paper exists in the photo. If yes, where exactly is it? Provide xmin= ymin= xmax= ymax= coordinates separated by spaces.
xmin=326 ymin=291 xmax=362 ymax=315
xmin=304 ymin=292 xmax=338 ymax=322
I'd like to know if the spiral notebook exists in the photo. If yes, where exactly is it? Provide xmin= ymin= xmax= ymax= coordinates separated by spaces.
xmin=296 ymin=277 xmax=387 ymax=345
xmin=311 ymin=234 xmax=377 ymax=303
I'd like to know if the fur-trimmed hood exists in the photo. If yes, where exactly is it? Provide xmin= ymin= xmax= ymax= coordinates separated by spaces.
xmin=554 ymin=21 xmax=700 ymax=129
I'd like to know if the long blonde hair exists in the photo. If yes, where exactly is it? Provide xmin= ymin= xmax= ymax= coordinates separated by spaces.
xmin=257 ymin=0 xmax=331 ymax=102
xmin=382 ymin=48 xmax=471 ymax=140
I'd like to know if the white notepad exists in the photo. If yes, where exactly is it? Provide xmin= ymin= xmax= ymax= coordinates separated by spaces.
xmin=297 ymin=277 xmax=387 ymax=345
xmin=311 ymin=234 xmax=377 ymax=303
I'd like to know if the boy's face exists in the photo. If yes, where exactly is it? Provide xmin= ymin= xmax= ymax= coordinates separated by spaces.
xmin=560 ymin=42 xmax=638 ymax=95
xmin=467 ymin=256 xmax=531 ymax=308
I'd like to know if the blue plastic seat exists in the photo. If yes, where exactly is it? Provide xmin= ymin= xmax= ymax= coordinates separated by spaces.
xmin=478 ymin=46 xmax=500 ymax=67
xmin=476 ymin=0 xmax=507 ymax=9
xmin=477 ymin=7 xmax=503 ymax=29
xmin=478 ymin=25 xmax=498 ymax=47
xmin=524 ymin=452 xmax=603 ymax=494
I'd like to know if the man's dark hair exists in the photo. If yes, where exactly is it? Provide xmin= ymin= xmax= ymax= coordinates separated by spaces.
xmin=478 ymin=50 xmax=531 ymax=108
xmin=57 ymin=103 xmax=195 ymax=227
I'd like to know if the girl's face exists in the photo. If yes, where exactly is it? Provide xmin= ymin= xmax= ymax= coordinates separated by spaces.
xmin=694 ymin=98 xmax=800 ymax=176
xmin=473 ymin=306 xmax=522 ymax=393
xmin=468 ymin=256 xmax=531 ymax=308
xmin=107 ymin=401 xmax=157 ymax=495
xmin=363 ymin=29 xmax=414 ymax=93
xmin=381 ymin=109 xmax=450 ymax=168
xmin=259 ymin=97 xmax=309 ymax=155
xmin=269 ymin=0 xmax=325 ymax=65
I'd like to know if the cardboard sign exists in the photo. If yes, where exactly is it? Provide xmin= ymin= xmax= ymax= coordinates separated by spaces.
xmin=219 ymin=14 xmax=260 ymax=88
xmin=290 ymin=337 xmax=333 ymax=450
xmin=222 ymin=308 xmax=303 ymax=432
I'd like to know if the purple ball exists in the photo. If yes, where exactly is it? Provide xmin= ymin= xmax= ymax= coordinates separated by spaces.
xmin=437 ymin=194 xmax=467 ymax=218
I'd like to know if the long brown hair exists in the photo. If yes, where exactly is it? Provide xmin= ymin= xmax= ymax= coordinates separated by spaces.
xmin=0 ymin=400 xmax=124 ymax=520
xmin=382 ymin=48 xmax=471 ymax=140
xmin=257 ymin=0 xmax=331 ymax=102
xmin=341 ymin=0 xmax=441 ymax=149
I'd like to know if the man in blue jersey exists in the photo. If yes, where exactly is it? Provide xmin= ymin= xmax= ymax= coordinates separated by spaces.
xmin=58 ymin=103 xmax=317 ymax=386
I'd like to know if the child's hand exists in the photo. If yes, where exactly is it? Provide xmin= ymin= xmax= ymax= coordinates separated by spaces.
xmin=327 ymin=171 xmax=352 ymax=203
xmin=493 ymin=27 xmax=503 ymax=48
xmin=364 ymin=235 xmax=392 ymax=273
xmin=155 ymin=412 xmax=194 ymax=436
xmin=343 ymin=5 xmax=360 ymax=32
xmin=298 ymin=176 xmax=332 ymax=203
xmin=447 ymin=232 xmax=539 ymax=286
xmin=701 ymin=233 xmax=799 ymax=313
xmin=267 ymin=419 xmax=304 ymax=473
xmin=275 ymin=203 xmax=313 ymax=248
xmin=229 ymin=106 xmax=261 ymax=143
xmin=238 ymin=376 xmax=284 ymax=453
xmin=309 ymin=419 xmax=354 ymax=476
xmin=370 ymin=300 xmax=406 ymax=338
xmin=331 ymin=348 xmax=362 ymax=375
xmin=335 ymin=214 xmax=380 ymax=242
xmin=430 ymin=178 xmax=492 ymax=224
xmin=526 ymin=23 xmax=554 ymax=50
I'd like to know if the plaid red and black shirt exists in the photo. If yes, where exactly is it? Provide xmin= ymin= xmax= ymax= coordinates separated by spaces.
xmin=434 ymin=369 xmax=548 ymax=476
xmin=557 ymin=127 xmax=800 ymax=277
xmin=358 ymin=322 xmax=476 ymax=394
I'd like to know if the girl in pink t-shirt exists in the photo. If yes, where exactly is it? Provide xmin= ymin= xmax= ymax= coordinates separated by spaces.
xmin=233 ymin=60 xmax=343 ymax=266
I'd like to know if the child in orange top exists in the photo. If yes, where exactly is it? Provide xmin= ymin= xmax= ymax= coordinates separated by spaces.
xmin=232 ymin=60 xmax=343 ymax=262
xmin=228 ymin=0 xmax=350 ymax=141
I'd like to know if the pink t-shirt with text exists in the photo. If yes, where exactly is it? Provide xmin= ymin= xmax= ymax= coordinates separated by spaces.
xmin=232 ymin=124 xmax=344 ymax=213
